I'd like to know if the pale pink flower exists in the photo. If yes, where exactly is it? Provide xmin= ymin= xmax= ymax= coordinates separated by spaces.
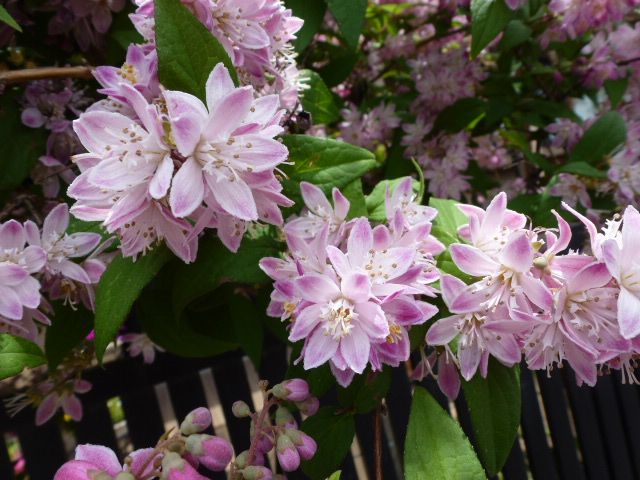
xmin=121 ymin=332 xmax=164 ymax=364
xmin=385 ymin=177 xmax=437 ymax=227
xmin=550 ymin=173 xmax=592 ymax=208
xmin=36 ymin=379 xmax=91 ymax=425
xmin=54 ymin=444 xmax=158 ymax=480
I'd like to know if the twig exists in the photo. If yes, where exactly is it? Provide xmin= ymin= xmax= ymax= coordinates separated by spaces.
xmin=0 ymin=66 xmax=94 ymax=85
xmin=375 ymin=404 xmax=383 ymax=480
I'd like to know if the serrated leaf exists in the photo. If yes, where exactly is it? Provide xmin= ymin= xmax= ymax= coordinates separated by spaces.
xmin=470 ymin=0 xmax=516 ymax=58
xmin=155 ymin=0 xmax=237 ymax=101
xmin=300 ymin=70 xmax=341 ymax=125
xmin=281 ymin=135 xmax=378 ymax=205
xmin=570 ymin=112 xmax=627 ymax=165
xmin=94 ymin=246 xmax=172 ymax=361
xmin=0 ymin=334 xmax=45 ymax=380
xmin=462 ymin=360 xmax=521 ymax=475
xmin=172 ymin=236 xmax=281 ymax=317
xmin=285 ymin=0 xmax=326 ymax=51
xmin=556 ymin=161 xmax=607 ymax=178
xmin=366 ymin=178 xmax=420 ymax=222
xmin=604 ymin=78 xmax=629 ymax=109
xmin=428 ymin=198 xmax=468 ymax=246
xmin=0 ymin=5 xmax=21 ymax=31
xmin=301 ymin=407 xmax=355 ymax=480
xmin=326 ymin=0 xmax=367 ymax=50
xmin=45 ymin=303 xmax=93 ymax=369
xmin=405 ymin=387 xmax=486 ymax=480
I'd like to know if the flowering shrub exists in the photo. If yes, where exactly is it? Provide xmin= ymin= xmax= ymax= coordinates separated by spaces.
xmin=1 ymin=0 xmax=640 ymax=479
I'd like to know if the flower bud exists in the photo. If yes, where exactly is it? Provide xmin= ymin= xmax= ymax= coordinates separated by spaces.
xmin=180 ymin=407 xmax=212 ymax=435
xmin=160 ymin=452 xmax=207 ymax=480
xmin=232 ymin=400 xmax=252 ymax=418
xmin=274 ymin=406 xmax=296 ymax=427
xmin=276 ymin=434 xmax=300 ymax=472
xmin=92 ymin=473 xmax=114 ymax=480
xmin=286 ymin=430 xmax=317 ymax=461
xmin=241 ymin=466 xmax=273 ymax=480
xmin=185 ymin=434 xmax=234 ymax=472
xmin=295 ymin=396 xmax=319 ymax=416
xmin=235 ymin=450 xmax=265 ymax=469
xmin=115 ymin=474 xmax=136 ymax=480
xmin=272 ymin=379 xmax=309 ymax=402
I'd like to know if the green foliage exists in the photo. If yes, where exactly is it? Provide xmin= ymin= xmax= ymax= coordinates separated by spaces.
xmin=0 ymin=5 xmax=21 ymax=31
xmin=281 ymin=135 xmax=379 ymax=205
xmin=433 ymin=98 xmax=487 ymax=133
xmin=605 ymin=78 xmax=629 ymax=109
xmin=499 ymin=20 xmax=532 ymax=51
xmin=230 ymin=294 xmax=264 ymax=369
xmin=45 ymin=303 xmax=94 ymax=369
xmin=470 ymin=0 xmax=517 ymax=58
xmin=285 ymin=0 xmax=326 ymax=51
xmin=365 ymin=177 xmax=420 ymax=221
xmin=94 ymin=246 xmax=172 ymax=361
xmin=155 ymin=0 xmax=237 ymax=101
xmin=338 ymin=368 xmax=391 ymax=414
xmin=301 ymin=407 xmax=356 ymax=480
xmin=300 ymin=70 xmax=341 ymax=124
xmin=172 ymin=235 xmax=281 ymax=316
xmin=556 ymin=161 xmax=607 ymax=178
xmin=0 ymin=334 xmax=46 ymax=380
xmin=569 ymin=112 xmax=627 ymax=164
xmin=325 ymin=0 xmax=367 ymax=50
xmin=462 ymin=361 xmax=521 ymax=476
xmin=341 ymin=179 xmax=368 ymax=219
xmin=428 ymin=198 xmax=468 ymax=246
xmin=405 ymin=387 xmax=486 ymax=480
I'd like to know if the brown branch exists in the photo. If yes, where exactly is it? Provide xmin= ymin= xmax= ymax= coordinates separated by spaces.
xmin=375 ymin=404 xmax=383 ymax=480
xmin=0 ymin=66 xmax=94 ymax=85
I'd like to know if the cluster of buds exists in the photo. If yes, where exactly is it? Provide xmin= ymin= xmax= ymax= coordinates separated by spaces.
xmin=229 ymin=379 xmax=318 ymax=479
xmin=54 ymin=407 xmax=233 ymax=479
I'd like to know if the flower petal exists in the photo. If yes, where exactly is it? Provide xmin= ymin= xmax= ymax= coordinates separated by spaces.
xmin=498 ymin=231 xmax=533 ymax=273
xmin=295 ymin=274 xmax=340 ymax=303
xmin=618 ymin=287 xmax=640 ymax=339
xmin=170 ymin=157 xmax=204 ymax=217
xmin=75 ymin=444 xmax=121 ymax=475
xmin=450 ymin=243 xmax=498 ymax=277
xmin=340 ymin=326 xmax=370 ymax=374
xmin=303 ymin=328 xmax=339 ymax=370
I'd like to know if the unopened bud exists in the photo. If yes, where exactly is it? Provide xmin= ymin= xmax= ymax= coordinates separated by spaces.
xmin=180 ymin=407 xmax=212 ymax=435
xmin=115 ymin=474 xmax=135 ymax=480
xmin=241 ymin=466 xmax=273 ymax=480
xmin=276 ymin=434 xmax=300 ymax=472
xmin=533 ymin=257 xmax=548 ymax=269
xmin=272 ymin=379 xmax=309 ymax=402
xmin=185 ymin=434 xmax=234 ymax=472
xmin=295 ymin=395 xmax=319 ymax=416
xmin=160 ymin=452 xmax=207 ymax=480
xmin=232 ymin=400 xmax=252 ymax=418
xmin=285 ymin=430 xmax=318 ymax=461
xmin=274 ymin=406 xmax=296 ymax=427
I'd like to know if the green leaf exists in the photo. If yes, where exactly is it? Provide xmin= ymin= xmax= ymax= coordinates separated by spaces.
xmin=327 ymin=472 xmax=342 ymax=480
xmin=44 ymin=304 xmax=94 ymax=369
xmin=155 ymin=0 xmax=237 ymax=101
xmin=286 ymin=343 xmax=335 ymax=397
xmin=499 ymin=20 xmax=531 ymax=51
xmin=405 ymin=387 xmax=486 ymax=480
xmin=366 ymin=178 xmax=420 ymax=222
xmin=570 ymin=112 xmax=627 ymax=165
xmin=281 ymin=135 xmax=378 ymax=204
xmin=301 ymin=407 xmax=356 ymax=480
xmin=0 ymin=5 xmax=21 ymax=31
xmin=338 ymin=368 xmax=391 ymax=414
xmin=230 ymin=294 xmax=264 ymax=369
xmin=94 ymin=246 xmax=172 ymax=361
xmin=326 ymin=0 xmax=367 ymax=50
xmin=604 ymin=78 xmax=629 ymax=109
xmin=172 ymin=235 xmax=281 ymax=316
xmin=556 ymin=161 xmax=607 ymax=178
xmin=470 ymin=0 xmax=516 ymax=58
xmin=300 ymin=70 xmax=341 ymax=125
xmin=0 ymin=334 xmax=45 ymax=380
xmin=318 ymin=50 xmax=359 ymax=87
xmin=433 ymin=98 xmax=487 ymax=133
xmin=285 ymin=0 xmax=326 ymax=51
xmin=0 ymin=92 xmax=48 ymax=191
xmin=428 ymin=198 xmax=468 ymax=246
xmin=462 ymin=361 xmax=521 ymax=476
xmin=340 ymin=179 xmax=367 ymax=219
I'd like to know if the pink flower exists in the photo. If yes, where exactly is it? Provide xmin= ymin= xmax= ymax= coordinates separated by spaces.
xmin=549 ymin=174 xmax=592 ymax=209
xmin=36 ymin=379 xmax=91 ymax=425
xmin=54 ymin=444 xmax=158 ymax=479
xmin=385 ymin=177 xmax=437 ymax=227
xmin=120 ymin=332 xmax=164 ymax=363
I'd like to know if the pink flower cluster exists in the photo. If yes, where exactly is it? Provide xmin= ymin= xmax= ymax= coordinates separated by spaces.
xmin=69 ymin=63 xmax=292 ymax=262
xmin=0 ymin=203 xmax=109 ymax=341
xmin=426 ymin=192 xmax=640 ymax=390
xmin=260 ymin=178 xmax=443 ymax=385
xmin=130 ymin=0 xmax=304 ymax=108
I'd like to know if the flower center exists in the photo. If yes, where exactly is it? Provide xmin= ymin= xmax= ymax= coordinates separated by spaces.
xmin=321 ymin=298 xmax=357 ymax=340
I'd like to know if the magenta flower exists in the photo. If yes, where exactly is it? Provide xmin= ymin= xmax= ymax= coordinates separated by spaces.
xmin=54 ymin=444 xmax=158 ymax=480
xmin=36 ymin=379 xmax=92 ymax=425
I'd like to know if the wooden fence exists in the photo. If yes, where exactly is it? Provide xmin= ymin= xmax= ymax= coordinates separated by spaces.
xmin=1 ymin=340 xmax=640 ymax=480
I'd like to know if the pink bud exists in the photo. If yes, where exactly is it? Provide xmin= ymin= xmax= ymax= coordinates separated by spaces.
xmin=287 ymin=430 xmax=317 ymax=461
xmin=272 ymin=379 xmax=309 ymax=402
xmin=274 ymin=406 xmax=296 ymax=427
xmin=295 ymin=396 xmax=319 ymax=416
xmin=276 ymin=434 xmax=300 ymax=472
xmin=161 ymin=452 xmax=208 ymax=480
xmin=180 ymin=407 xmax=212 ymax=435
xmin=185 ymin=435 xmax=234 ymax=472
xmin=232 ymin=401 xmax=252 ymax=418
xmin=241 ymin=466 xmax=273 ymax=480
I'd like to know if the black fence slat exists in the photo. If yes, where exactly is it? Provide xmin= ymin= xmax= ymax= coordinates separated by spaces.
xmin=74 ymin=401 xmax=119 ymax=454
xmin=501 ymin=438 xmax=528 ymax=480
xmin=562 ymin=369 xmax=611 ymax=480
xmin=0 ymin=408 xmax=15 ymax=479
xmin=120 ymin=386 xmax=166 ymax=450
xmin=592 ymin=375 xmax=634 ymax=480
xmin=167 ymin=372 xmax=210 ymax=428
xmin=614 ymin=379 xmax=640 ymax=478
xmin=519 ymin=369 xmax=559 ymax=480
xmin=14 ymin=415 xmax=67 ymax=480
xmin=386 ymin=366 xmax=412 ymax=454
xmin=536 ymin=372 xmax=585 ymax=480
xmin=354 ymin=411 xmax=397 ymax=480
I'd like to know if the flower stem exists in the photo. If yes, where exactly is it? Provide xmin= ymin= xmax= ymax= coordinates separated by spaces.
xmin=0 ymin=66 xmax=94 ymax=85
